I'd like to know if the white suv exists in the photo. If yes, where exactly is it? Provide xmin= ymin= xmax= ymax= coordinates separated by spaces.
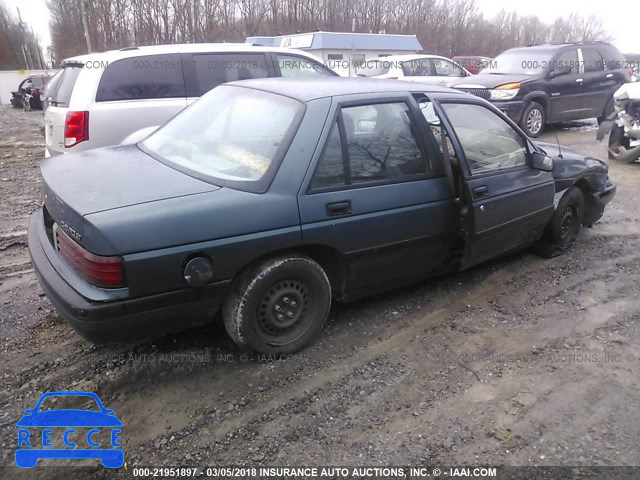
xmin=44 ymin=43 xmax=337 ymax=157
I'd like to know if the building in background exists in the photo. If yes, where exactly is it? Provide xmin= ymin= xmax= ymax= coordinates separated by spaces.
xmin=246 ymin=31 xmax=423 ymax=76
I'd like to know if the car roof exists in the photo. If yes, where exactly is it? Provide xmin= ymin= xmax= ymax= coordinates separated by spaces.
xmin=62 ymin=43 xmax=324 ymax=64
xmin=504 ymin=42 xmax=614 ymax=54
xmin=226 ymin=77 xmax=466 ymax=102
xmin=368 ymin=54 xmax=454 ymax=62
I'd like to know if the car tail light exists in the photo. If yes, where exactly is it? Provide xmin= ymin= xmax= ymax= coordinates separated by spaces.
xmin=57 ymin=228 xmax=124 ymax=288
xmin=64 ymin=111 xmax=89 ymax=148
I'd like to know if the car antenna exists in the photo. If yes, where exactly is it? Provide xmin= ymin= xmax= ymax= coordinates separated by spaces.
xmin=551 ymin=122 xmax=563 ymax=159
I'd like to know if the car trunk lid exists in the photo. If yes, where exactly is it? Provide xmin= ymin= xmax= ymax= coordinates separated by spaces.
xmin=41 ymin=144 xmax=220 ymax=247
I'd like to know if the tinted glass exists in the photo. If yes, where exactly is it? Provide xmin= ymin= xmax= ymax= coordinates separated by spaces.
xmin=141 ymin=86 xmax=303 ymax=188
xmin=51 ymin=65 xmax=82 ymax=106
xmin=184 ymin=53 xmax=269 ymax=96
xmin=310 ymin=120 xmax=345 ymax=189
xmin=276 ymin=54 xmax=335 ymax=77
xmin=96 ymin=54 xmax=185 ymax=102
xmin=555 ymin=49 xmax=580 ymax=74
xmin=342 ymin=102 xmax=431 ymax=183
xmin=442 ymin=103 xmax=527 ymax=175
xmin=43 ymin=70 xmax=63 ymax=97
xmin=483 ymin=50 xmax=553 ymax=74
xmin=582 ymin=48 xmax=604 ymax=73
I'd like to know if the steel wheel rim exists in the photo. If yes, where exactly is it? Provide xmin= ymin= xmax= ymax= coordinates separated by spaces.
xmin=256 ymin=279 xmax=313 ymax=345
xmin=527 ymin=109 xmax=543 ymax=135
xmin=559 ymin=205 xmax=578 ymax=241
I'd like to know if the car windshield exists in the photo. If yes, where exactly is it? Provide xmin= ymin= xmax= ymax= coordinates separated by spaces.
xmin=482 ymin=50 xmax=553 ymax=75
xmin=141 ymin=85 xmax=303 ymax=187
xmin=38 ymin=395 xmax=101 ymax=412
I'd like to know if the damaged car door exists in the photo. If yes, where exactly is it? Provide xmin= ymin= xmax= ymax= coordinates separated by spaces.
xmin=298 ymin=95 xmax=458 ymax=299
xmin=435 ymin=100 xmax=556 ymax=267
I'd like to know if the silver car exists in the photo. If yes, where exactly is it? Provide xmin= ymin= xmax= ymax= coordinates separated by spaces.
xmin=44 ymin=43 xmax=336 ymax=157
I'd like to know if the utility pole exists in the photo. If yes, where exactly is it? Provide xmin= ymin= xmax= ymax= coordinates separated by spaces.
xmin=31 ymin=27 xmax=44 ymax=69
xmin=80 ymin=0 xmax=93 ymax=53
xmin=16 ymin=7 xmax=31 ymax=69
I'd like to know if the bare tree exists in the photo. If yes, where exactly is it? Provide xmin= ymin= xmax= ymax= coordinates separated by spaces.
xmin=45 ymin=0 xmax=616 ymax=63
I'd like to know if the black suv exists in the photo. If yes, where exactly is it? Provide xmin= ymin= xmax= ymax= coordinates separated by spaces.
xmin=451 ymin=43 xmax=632 ymax=137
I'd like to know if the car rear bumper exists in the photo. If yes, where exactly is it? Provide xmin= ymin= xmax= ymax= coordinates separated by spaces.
xmin=28 ymin=210 xmax=230 ymax=343
xmin=492 ymin=100 xmax=527 ymax=123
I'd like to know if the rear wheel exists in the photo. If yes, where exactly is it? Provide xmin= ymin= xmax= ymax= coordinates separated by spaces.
xmin=222 ymin=255 xmax=331 ymax=355
xmin=520 ymin=102 xmax=545 ymax=137
xmin=534 ymin=187 xmax=584 ymax=258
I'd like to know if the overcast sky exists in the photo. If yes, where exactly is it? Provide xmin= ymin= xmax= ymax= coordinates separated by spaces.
xmin=4 ymin=0 xmax=640 ymax=54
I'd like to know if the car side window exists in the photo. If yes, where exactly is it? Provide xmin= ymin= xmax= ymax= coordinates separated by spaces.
xmin=554 ymin=49 xmax=580 ymax=74
xmin=441 ymin=103 xmax=528 ymax=175
xmin=417 ymin=99 xmax=456 ymax=161
xmin=310 ymin=102 xmax=433 ymax=189
xmin=582 ymin=48 xmax=604 ymax=73
xmin=344 ymin=102 xmax=431 ymax=183
xmin=96 ymin=54 xmax=185 ymax=102
xmin=184 ymin=53 xmax=269 ymax=96
xmin=433 ymin=59 xmax=465 ymax=77
xmin=309 ymin=120 xmax=345 ymax=189
xmin=401 ymin=59 xmax=434 ymax=77
xmin=276 ymin=54 xmax=335 ymax=77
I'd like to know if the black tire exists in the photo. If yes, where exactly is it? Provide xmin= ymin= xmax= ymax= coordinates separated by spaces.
xmin=608 ymin=124 xmax=632 ymax=161
xmin=534 ymin=187 xmax=584 ymax=258
xmin=598 ymin=96 xmax=614 ymax=125
xmin=222 ymin=254 xmax=331 ymax=355
xmin=519 ymin=101 xmax=546 ymax=137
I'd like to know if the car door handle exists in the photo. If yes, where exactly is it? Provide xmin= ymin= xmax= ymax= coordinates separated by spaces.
xmin=472 ymin=186 xmax=489 ymax=198
xmin=606 ymin=73 xmax=613 ymax=78
xmin=576 ymin=78 xmax=583 ymax=83
xmin=326 ymin=201 xmax=352 ymax=217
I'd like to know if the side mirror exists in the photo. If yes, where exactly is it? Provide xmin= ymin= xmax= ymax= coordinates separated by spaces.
xmin=532 ymin=152 xmax=554 ymax=171
xmin=548 ymin=66 xmax=571 ymax=79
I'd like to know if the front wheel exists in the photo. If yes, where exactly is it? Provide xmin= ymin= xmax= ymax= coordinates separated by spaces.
xmin=598 ymin=97 xmax=614 ymax=125
xmin=222 ymin=255 xmax=331 ymax=355
xmin=534 ymin=187 xmax=584 ymax=258
xmin=520 ymin=102 xmax=546 ymax=137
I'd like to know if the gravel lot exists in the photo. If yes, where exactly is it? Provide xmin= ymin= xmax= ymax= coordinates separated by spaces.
xmin=1 ymin=106 xmax=639 ymax=479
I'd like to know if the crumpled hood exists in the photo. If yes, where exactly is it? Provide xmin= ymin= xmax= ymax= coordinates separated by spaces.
xmin=451 ymin=73 xmax=534 ymax=89
xmin=533 ymin=140 xmax=608 ymax=185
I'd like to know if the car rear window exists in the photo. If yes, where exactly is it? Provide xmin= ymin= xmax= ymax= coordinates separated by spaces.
xmin=49 ymin=65 xmax=82 ymax=107
xmin=96 ymin=54 xmax=185 ymax=102
xmin=140 ymin=85 xmax=304 ymax=192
